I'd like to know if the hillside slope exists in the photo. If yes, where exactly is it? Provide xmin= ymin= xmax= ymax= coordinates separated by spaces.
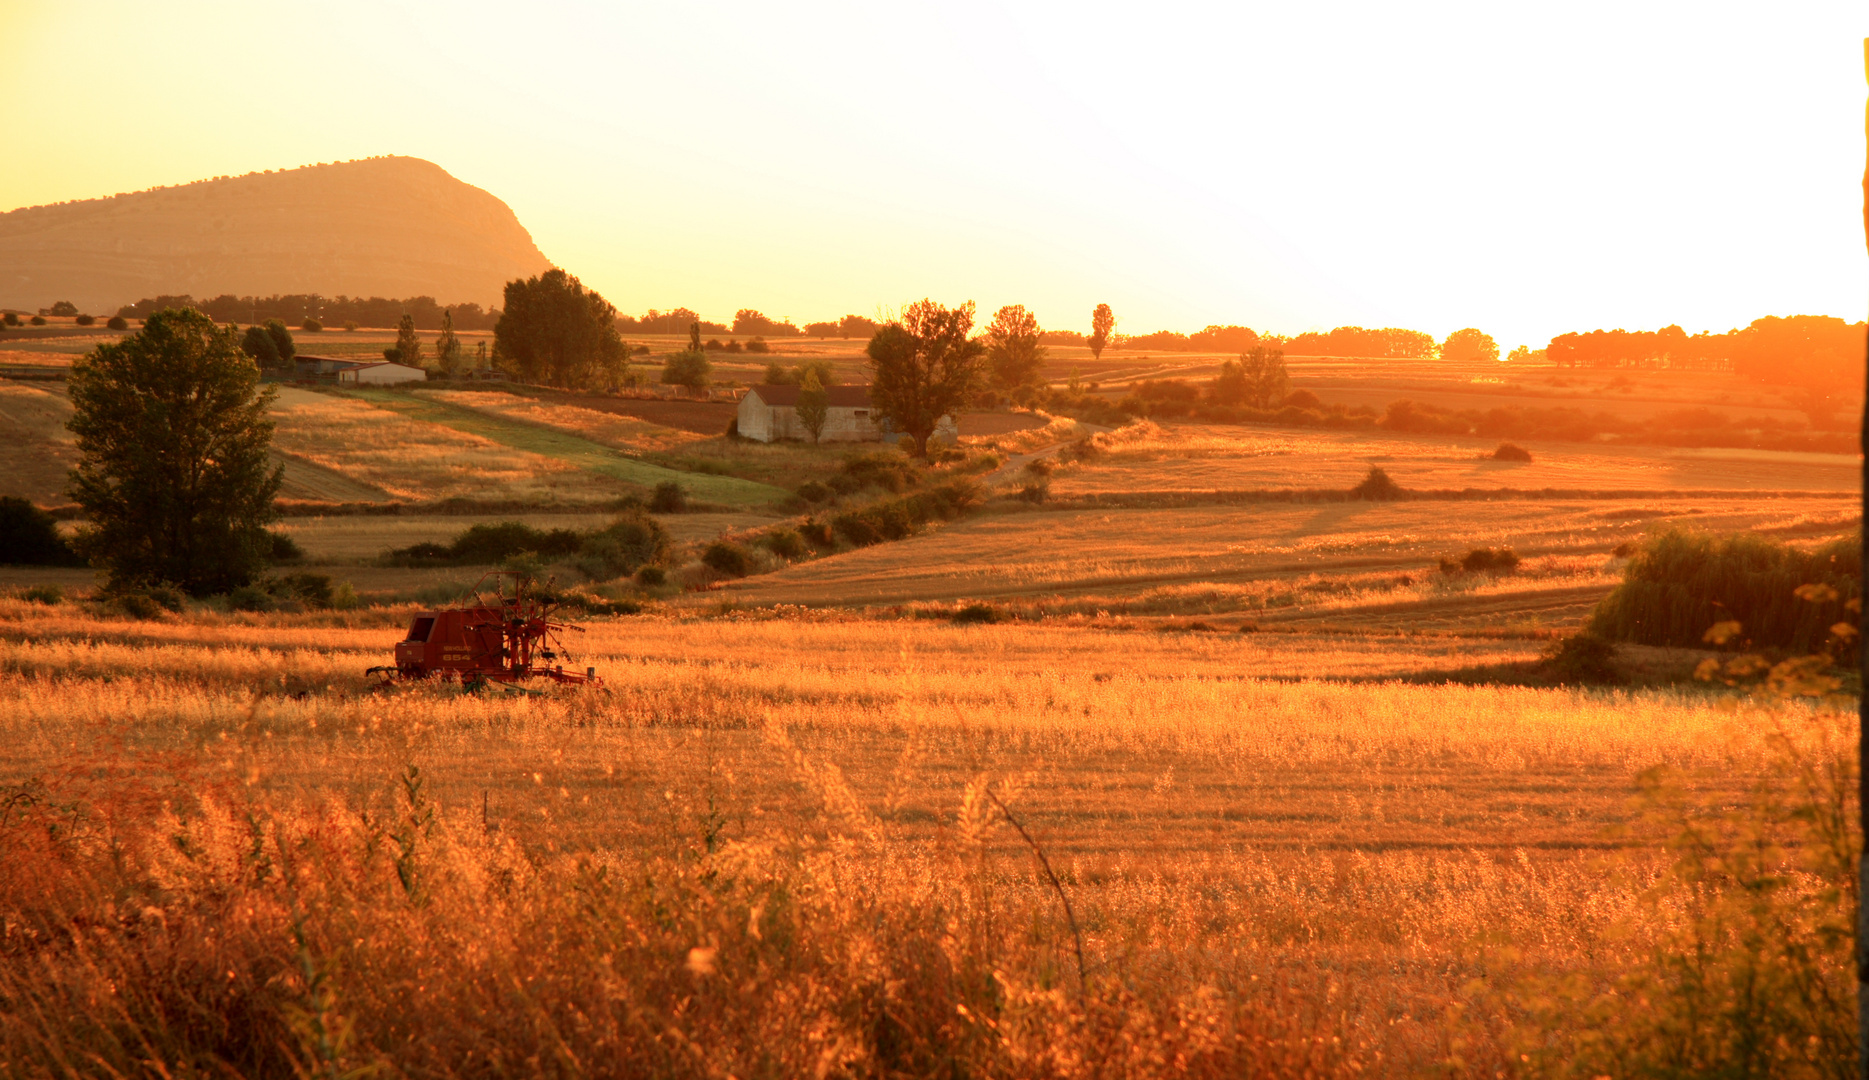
xmin=0 ymin=157 xmax=552 ymax=313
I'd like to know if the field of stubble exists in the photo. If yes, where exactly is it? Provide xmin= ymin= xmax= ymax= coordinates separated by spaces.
xmin=1 ymin=597 xmax=1852 ymax=1077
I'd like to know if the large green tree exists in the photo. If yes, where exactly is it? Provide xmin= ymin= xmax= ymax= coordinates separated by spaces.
xmin=66 ymin=308 xmax=282 ymax=593
xmin=494 ymin=269 xmax=629 ymax=388
xmin=866 ymin=299 xmax=984 ymax=458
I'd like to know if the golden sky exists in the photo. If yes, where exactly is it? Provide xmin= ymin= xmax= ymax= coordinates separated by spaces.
xmin=1 ymin=0 xmax=1862 ymax=348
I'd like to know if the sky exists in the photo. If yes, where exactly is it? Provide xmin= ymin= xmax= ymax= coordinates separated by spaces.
xmin=0 ymin=0 xmax=1862 ymax=348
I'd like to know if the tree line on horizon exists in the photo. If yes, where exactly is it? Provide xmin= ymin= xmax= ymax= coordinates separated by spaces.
xmin=116 ymin=294 xmax=500 ymax=332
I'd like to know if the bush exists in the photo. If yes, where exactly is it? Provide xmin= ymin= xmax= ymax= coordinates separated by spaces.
xmin=581 ymin=510 xmax=670 ymax=578
xmin=114 ymin=592 xmax=164 ymax=619
xmin=703 ymin=541 xmax=753 ymax=577
xmin=449 ymin=522 xmax=581 ymax=564
xmin=106 ymin=315 xmax=128 ymax=331
xmin=799 ymin=518 xmax=835 ymax=549
xmin=1023 ymin=458 xmax=1054 ymax=477
xmin=228 ymin=584 xmax=277 ymax=613
xmin=840 ymin=453 xmax=918 ymax=494
xmin=1349 ymin=466 xmax=1404 ymax=500
xmin=268 ymin=531 xmax=305 ymax=563
xmin=302 ymin=317 xmax=323 ymax=332
xmin=1448 ymin=547 xmax=1520 ymax=574
xmin=273 ymin=573 xmax=334 ymax=609
xmin=22 ymin=585 xmax=62 ymax=605
xmin=1542 ymin=633 xmax=1622 ymax=684
xmin=649 ymin=481 xmax=687 ymax=513
xmin=1284 ymin=389 xmax=1322 ymax=409
xmin=952 ymin=603 xmax=1003 ymax=625
xmin=75 ymin=314 xmax=95 ymax=327
xmin=1588 ymin=529 xmax=1860 ymax=652
xmin=1492 ymin=442 xmax=1533 ymax=462
xmin=661 ymin=348 xmax=712 ymax=392
xmin=343 ymin=321 xmax=358 ymax=331
xmin=634 ymin=565 xmax=667 ymax=587
xmin=29 ymin=315 xmax=45 ymax=326
xmin=0 ymin=497 xmax=82 ymax=566
xmin=1018 ymin=482 xmax=1049 ymax=504
xmin=745 ymin=337 xmax=770 ymax=353
xmin=761 ymin=528 xmax=807 ymax=560
xmin=796 ymin=481 xmax=832 ymax=504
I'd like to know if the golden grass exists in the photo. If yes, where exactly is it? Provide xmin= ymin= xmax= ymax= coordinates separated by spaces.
xmin=0 ymin=599 xmax=1851 ymax=1075
xmin=415 ymin=389 xmax=713 ymax=453
xmin=269 ymin=387 xmax=627 ymax=502
xmin=1055 ymin=421 xmax=1861 ymax=494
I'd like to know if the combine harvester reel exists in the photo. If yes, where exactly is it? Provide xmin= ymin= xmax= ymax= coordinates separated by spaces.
xmin=368 ymin=571 xmax=600 ymax=692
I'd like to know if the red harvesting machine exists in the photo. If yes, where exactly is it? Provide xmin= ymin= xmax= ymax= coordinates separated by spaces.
xmin=368 ymin=572 xmax=600 ymax=688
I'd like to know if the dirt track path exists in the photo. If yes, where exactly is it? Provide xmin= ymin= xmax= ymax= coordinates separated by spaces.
xmin=987 ymin=422 xmax=1113 ymax=484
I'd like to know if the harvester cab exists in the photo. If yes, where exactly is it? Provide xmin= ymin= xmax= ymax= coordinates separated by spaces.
xmin=368 ymin=571 xmax=599 ymax=688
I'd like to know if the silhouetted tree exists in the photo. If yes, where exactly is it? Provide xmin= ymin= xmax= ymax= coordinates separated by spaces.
xmin=435 ymin=308 xmax=462 ymax=376
xmin=239 ymin=325 xmax=281 ymax=368
xmin=48 ymin=301 xmax=77 ymax=318
xmin=395 ymin=314 xmax=423 ymax=369
xmin=262 ymin=319 xmax=295 ymax=366
xmin=1089 ymin=304 xmax=1116 ymax=361
xmin=796 ymin=370 xmax=829 ymax=444
xmin=838 ymin=314 xmax=879 ymax=339
xmin=866 ymin=299 xmax=984 ymax=458
xmin=494 ymin=270 xmax=629 ymax=389
xmin=1239 ymin=347 xmax=1288 ymax=408
xmin=984 ymin=304 xmax=1047 ymax=391
xmin=66 ymin=308 xmax=282 ymax=593
xmin=1440 ymin=328 xmax=1499 ymax=365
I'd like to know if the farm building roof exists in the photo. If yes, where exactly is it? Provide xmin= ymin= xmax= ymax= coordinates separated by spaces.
xmin=749 ymin=384 xmax=872 ymax=407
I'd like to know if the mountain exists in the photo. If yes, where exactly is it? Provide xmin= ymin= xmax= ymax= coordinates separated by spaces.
xmin=0 ymin=157 xmax=553 ymax=313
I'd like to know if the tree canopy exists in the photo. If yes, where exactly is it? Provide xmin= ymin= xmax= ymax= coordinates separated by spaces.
xmin=66 ymin=308 xmax=282 ymax=594
xmin=984 ymin=304 xmax=1047 ymax=391
xmin=494 ymin=269 xmax=629 ymax=389
xmin=1440 ymin=328 xmax=1499 ymax=365
xmin=1089 ymin=304 xmax=1116 ymax=360
xmin=866 ymin=299 xmax=984 ymax=458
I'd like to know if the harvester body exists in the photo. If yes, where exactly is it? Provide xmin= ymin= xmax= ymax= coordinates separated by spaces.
xmin=372 ymin=572 xmax=597 ymax=687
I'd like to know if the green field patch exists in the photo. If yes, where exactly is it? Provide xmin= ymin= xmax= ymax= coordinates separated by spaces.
xmin=338 ymin=388 xmax=786 ymax=507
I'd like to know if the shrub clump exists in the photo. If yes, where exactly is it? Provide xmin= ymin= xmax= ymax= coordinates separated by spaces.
xmin=1492 ymin=442 xmax=1533 ymax=462
xmin=1588 ymin=529 xmax=1860 ymax=651
xmin=1349 ymin=466 xmax=1404 ymax=501
xmin=649 ymin=481 xmax=687 ymax=513
xmin=1542 ymin=633 xmax=1622 ymax=684
xmin=761 ymin=528 xmax=808 ymax=561
xmin=702 ymin=541 xmax=753 ymax=577
xmin=634 ymin=565 xmax=667 ymax=587
xmin=22 ymin=585 xmax=62 ymax=605
xmin=1442 ymin=547 xmax=1521 ymax=575
xmin=0 ymin=497 xmax=83 ymax=566
xmin=831 ymin=481 xmax=979 ymax=548
xmin=105 ymin=315 xmax=129 ymax=331
xmin=795 ymin=481 xmax=832 ymax=504
xmin=952 ymin=603 xmax=1003 ymax=625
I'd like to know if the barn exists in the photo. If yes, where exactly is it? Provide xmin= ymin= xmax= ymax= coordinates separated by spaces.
xmin=736 ymin=384 xmax=956 ymax=444
xmin=336 ymin=361 xmax=427 ymax=386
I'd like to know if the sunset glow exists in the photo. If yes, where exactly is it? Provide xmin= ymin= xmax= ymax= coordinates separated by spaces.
xmin=1 ymin=0 xmax=1861 ymax=346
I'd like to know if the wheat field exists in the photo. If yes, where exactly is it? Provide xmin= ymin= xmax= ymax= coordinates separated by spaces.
xmin=0 ymin=595 xmax=1852 ymax=1076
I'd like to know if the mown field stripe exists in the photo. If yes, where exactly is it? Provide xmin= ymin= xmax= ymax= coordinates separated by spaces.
xmin=336 ymin=389 xmax=786 ymax=507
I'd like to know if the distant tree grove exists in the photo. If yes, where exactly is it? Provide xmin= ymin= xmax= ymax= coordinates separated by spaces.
xmin=117 ymin=294 xmax=500 ymax=331
xmin=1544 ymin=315 xmax=1866 ymax=391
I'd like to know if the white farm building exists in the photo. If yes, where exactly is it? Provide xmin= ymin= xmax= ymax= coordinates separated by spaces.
xmin=335 ymin=361 xmax=427 ymax=386
xmin=736 ymin=384 xmax=956 ymax=445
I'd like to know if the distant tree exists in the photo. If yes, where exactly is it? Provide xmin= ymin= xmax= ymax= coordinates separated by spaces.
xmin=866 ymin=298 xmax=985 ymax=458
xmin=803 ymin=321 xmax=839 ymax=337
xmin=1440 ymin=328 xmax=1499 ymax=365
xmin=395 ymin=314 xmax=423 ymax=369
xmin=793 ymin=358 xmax=835 ymax=387
xmin=473 ymin=340 xmax=490 ymax=373
xmin=48 ymin=301 xmax=77 ymax=318
xmin=75 ymin=314 xmax=95 ymax=326
xmin=732 ymin=309 xmax=801 ymax=337
xmin=1239 ymin=346 xmax=1289 ymax=408
xmin=763 ymin=362 xmax=794 ymax=385
xmin=0 ymin=496 xmax=82 ymax=566
xmin=2 ymin=313 xmax=18 ymax=326
xmin=494 ymin=269 xmax=628 ymax=388
xmin=984 ymin=304 xmax=1047 ymax=391
xmin=688 ymin=321 xmax=702 ymax=351
xmin=66 ymin=308 xmax=283 ymax=594
xmin=1089 ymin=303 xmax=1116 ymax=361
xmin=105 ymin=315 xmax=128 ymax=331
xmin=263 ymin=319 xmax=295 ymax=366
xmin=301 ymin=317 xmax=323 ymax=332
xmin=29 ymin=316 xmax=45 ymax=326
xmin=838 ymin=314 xmax=878 ymax=339
xmin=435 ymin=308 xmax=462 ymax=376
xmin=240 ymin=325 xmax=282 ymax=368
xmin=795 ymin=370 xmax=830 ymax=444
xmin=661 ymin=348 xmax=712 ymax=394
